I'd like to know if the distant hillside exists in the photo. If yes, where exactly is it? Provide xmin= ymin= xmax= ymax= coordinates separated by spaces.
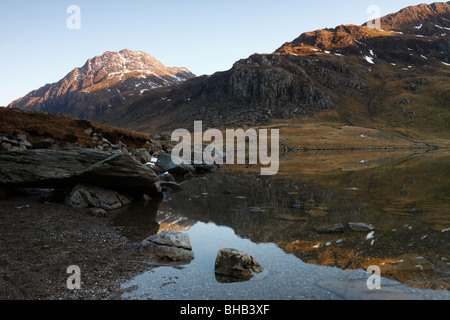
xmin=8 ymin=49 xmax=195 ymax=122
xmin=115 ymin=1 xmax=449 ymax=142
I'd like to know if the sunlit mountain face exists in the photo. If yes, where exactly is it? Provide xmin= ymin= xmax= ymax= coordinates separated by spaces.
xmin=8 ymin=49 xmax=195 ymax=122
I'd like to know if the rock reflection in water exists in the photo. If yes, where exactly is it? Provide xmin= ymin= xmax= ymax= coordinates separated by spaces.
xmin=162 ymin=150 xmax=450 ymax=290
xmin=111 ymin=199 xmax=161 ymax=242
xmin=116 ymin=150 xmax=450 ymax=296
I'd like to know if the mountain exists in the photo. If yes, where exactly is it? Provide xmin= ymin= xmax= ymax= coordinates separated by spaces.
xmin=8 ymin=49 xmax=196 ymax=120
xmin=9 ymin=2 xmax=450 ymax=141
xmin=112 ymin=1 xmax=448 ymax=138
xmin=366 ymin=1 xmax=450 ymax=35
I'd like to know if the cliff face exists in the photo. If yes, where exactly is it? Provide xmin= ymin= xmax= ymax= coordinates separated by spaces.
xmin=8 ymin=49 xmax=195 ymax=120
xmin=124 ymin=53 xmax=368 ymax=130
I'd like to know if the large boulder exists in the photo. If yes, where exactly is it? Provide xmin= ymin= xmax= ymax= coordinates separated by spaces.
xmin=65 ymin=183 xmax=131 ymax=210
xmin=214 ymin=248 xmax=264 ymax=282
xmin=140 ymin=231 xmax=194 ymax=262
xmin=156 ymin=153 xmax=195 ymax=175
xmin=0 ymin=148 xmax=162 ymax=197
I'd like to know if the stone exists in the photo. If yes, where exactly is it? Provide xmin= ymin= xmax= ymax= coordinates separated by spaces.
xmin=214 ymin=248 xmax=264 ymax=281
xmin=65 ymin=183 xmax=131 ymax=210
xmin=157 ymin=181 xmax=182 ymax=192
xmin=0 ymin=136 xmax=18 ymax=151
xmin=0 ymin=148 xmax=162 ymax=197
xmin=15 ymin=134 xmax=28 ymax=141
xmin=147 ymin=231 xmax=192 ymax=250
xmin=0 ymin=136 xmax=17 ymax=144
xmin=87 ymin=207 xmax=108 ymax=217
xmin=184 ymin=171 xmax=195 ymax=179
xmin=19 ymin=139 xmax=33 ymax=149
xmin=156 ymin=153 xmax=195 ymax=175
xmin=348 ymin=222 xmax=374 ymax=232
xmin=159 ymin=172 xmax=175 ymax=182
xmin=1 ymin=142 xmax=12 ymax=151
xmin=84 ymin=128 xmax=93 ymax=136
xmin=140 ymin=231 xmax=194 ymax=262
xmin=142 ymin=244 xmax=194 ymax=262
xmin=33 ymin=137 xmax=55 ymax=149
xmin=135 ymin=148 xmax=152 ymax=164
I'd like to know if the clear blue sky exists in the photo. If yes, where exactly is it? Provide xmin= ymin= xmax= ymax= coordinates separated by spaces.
xmin=0 ymin=0 xmax=435 ymax=106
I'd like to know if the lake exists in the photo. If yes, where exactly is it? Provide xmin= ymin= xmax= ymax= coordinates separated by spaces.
xmin=114 ymin=149 xmax=450 ymax=300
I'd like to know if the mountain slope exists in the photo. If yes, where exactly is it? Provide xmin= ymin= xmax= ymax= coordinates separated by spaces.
xmin=8 ymin=49 xmax=196 ymax=120
xmin=366 ymin=1 xmax=450 ymax=35
xmin=115 ymin=1 xmax=449 ymax=140
xmin=9 ymin=2 xmax=450 ymax=142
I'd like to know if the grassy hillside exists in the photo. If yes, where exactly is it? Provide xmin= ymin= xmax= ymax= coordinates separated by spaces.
xmin=0 ymin=108 xmax=163 ymax=149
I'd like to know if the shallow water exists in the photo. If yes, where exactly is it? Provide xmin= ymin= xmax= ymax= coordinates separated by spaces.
xmin=116 ymin=150 xmax=450 ymax=300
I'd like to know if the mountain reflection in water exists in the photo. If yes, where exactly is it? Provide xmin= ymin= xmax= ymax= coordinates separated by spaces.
xmin=115 ymin=150 xmax=450 ymax=299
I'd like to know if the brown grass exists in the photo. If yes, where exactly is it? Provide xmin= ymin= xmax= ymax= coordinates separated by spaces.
xmin=0 ymin=108 xmax=154 ymax=148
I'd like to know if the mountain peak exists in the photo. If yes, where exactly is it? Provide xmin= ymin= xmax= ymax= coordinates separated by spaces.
xmin=8 ymin=49 xmax=196 ymax=115
xmin=363 ymin=1 xmax=450 ymax=35
xmin=77 ymin=49 xmax=175 ymax=85
xmin=276 ymin=2 xmax=450 ymax=56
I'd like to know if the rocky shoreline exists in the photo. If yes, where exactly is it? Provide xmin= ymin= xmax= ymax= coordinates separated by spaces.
xmin=0 ymin=196 xmax=151 ymax=300
xmin=0 ymin=130 xmax=219 ymax=300
xmin=0 ymin=129 xmax=218 ymax=203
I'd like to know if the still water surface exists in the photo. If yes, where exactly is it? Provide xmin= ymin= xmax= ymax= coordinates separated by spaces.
xmin=116 ymin=150 xmax=450 ymax=300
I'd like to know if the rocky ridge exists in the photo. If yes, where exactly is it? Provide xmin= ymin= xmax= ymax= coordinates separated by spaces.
xmin=103 ymin=2 xmax=450 ymax=133
xmin=365 ymin=1 xmax=450 ymax=36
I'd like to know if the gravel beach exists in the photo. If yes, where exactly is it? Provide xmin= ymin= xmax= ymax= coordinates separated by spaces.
xmin=0 ymin=194 xmax=151 ymax=300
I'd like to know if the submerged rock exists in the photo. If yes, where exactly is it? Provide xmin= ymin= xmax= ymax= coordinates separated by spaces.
xmin=140 ymin=231 xmax=194 ymax=262
xmin=348 ymin=222 xmax=374 ymax=232
xmin=214 ymin=248 xmax=264 ymax=282
xmin=307 ymin=209 xmax=328 ymax=217
xmin=316 ymin=223 xmax=345 ymax=234
xmin=380 ymin=254 xmax=434 ymax=274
